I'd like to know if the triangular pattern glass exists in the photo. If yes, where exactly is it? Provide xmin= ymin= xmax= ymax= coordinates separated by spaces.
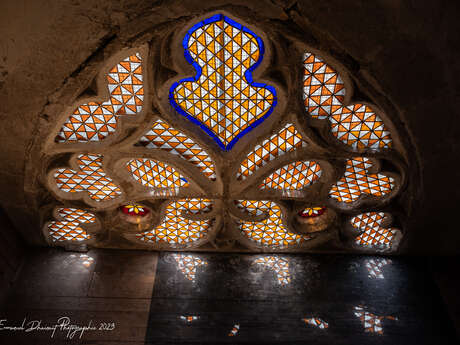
xmin=56 ymin=54 xmax=144 ymax=142
xmin=169 ymin=14 xmax=277 ymax=150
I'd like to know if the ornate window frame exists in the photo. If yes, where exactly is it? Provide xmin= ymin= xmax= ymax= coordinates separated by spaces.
xmin=36 ymin=10 xmax=409 ymax=254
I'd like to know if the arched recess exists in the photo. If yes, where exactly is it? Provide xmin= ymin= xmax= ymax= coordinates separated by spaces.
xmin=12 ymin=4 xmax=420 ymax=254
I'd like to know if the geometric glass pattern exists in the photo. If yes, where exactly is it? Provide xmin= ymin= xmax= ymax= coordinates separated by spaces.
xmin=237 ymin=123 xmax=307 ymax=180
xmin=353 ymin=305 xmax=397 ymax=335
xmin=136 ymin=119 xmax=216 ymax=180
xmin=136 ymin=199 xmax=212 ymax=245
xmin=169 ymin=14 xmax=277 ymax=150
xmin=235 ymin=199 xmax=269 ymax=216
xmin=303 ymin=52 xmax=392 ymax=150
xmin=303 ymin=52 xmax=345 ymax=120
xmin=120 ymin=204 xmax=149 ymax=216
xmin=228 ymin=324 xmax=240 ymax=336
xmin=365 ymin=258 xmax=391 ymax=279
xmin=329 ymin=104 xmax=392 ymax=150
xmin=298 ymin=206 xmax=326 ymax=218
xmin=329 ymin=157 xmax=395 ymax=203
xmin=171 ymin=253 xmax=208 ymax=282
xmin=56 ymin=53 xmax=144 ymax=142
xmin=126 ymin=159 xmax=189 ymax=189
xmin=47 ymin=208 xmax=96 ymax=242
xmin=302 ymin=318 xmax=329 ymax=329
xmin=253 ymin=256 xmax=291 ymax=285
xmin=351 ymin=212 xmax=400 ymax=250
xmin=54 ymin=154 xmax=122 ymax=201
xmin=259 ymin=161 xmax=322 ymax=190
xmin=237 ymin=200 xmax=310 ymax=248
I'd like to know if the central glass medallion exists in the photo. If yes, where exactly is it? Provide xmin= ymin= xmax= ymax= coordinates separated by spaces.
xmin=169 ymin=14 xmax=277 ymax=150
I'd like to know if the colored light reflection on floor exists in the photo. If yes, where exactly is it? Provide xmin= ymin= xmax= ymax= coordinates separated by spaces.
xmin=302 ymin=317 xmax=329 ymax=329
xmin=145 ymin=253 xmax=455 ymax=344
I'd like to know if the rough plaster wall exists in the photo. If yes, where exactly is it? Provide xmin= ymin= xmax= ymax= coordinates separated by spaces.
xmin=0 ymin=0 xmax=459 ymax=253
xmin=0 ymin=207 xmax=27 ymax=306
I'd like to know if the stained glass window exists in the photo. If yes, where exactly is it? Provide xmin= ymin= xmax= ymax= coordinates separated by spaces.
xmin=237 ymin=200 xmax=310 ymax=248
xmin=136 ymin=199 xmax=212 ymax=245
xmin=351 ymin=212 xmax=400 ymax=250
xmin=169 ymin=14 xmax=277 ymax=150
xmin=54 ymin=154 xmax=121 ymax=201
xmin=304 ymin=52 xmax=392 ymax=150
xmin=303 ymin=52 xmax=345 ymax=119
xmin=235 ymin=199 xmax=269 ymax=216
xmin=329 ymin=104 xmax=392 ymax=150
xmin=302 ymin=318 xmax=329 ymax=329
xmin=47 ymin=208 xmax=96 ymax=241
xmin=126 ymin=159 xmax=189 ymax=189
xmin=237 ymin=124 xmax=307 ymax=180
xmin=171 ymin=253 xmax=208 ymax=282
xmin=329 ymin=157 xmax=394 ymax=203
xmin=365 ymin=258 xmax=391 ymax=279
xmin=259 ymin=161 xmax=322 ymax=190
xmin=56 ymin=53 xmax=143 ymax=142
xmin=253 ymin=256 xmax=291 ymax=285
xmin=136 ymin=119 xmax=216 ymax=180
xmin=298 ymin=206 xmax=326 ymax=218
xmin=120 ymin=204 xmax=149 ymax=216
xmin=43 ymin=16 xmax=405 ymax=255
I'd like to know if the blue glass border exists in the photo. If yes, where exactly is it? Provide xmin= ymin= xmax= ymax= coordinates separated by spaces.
xmin=168 ymin=14 xmax=278 ymax=151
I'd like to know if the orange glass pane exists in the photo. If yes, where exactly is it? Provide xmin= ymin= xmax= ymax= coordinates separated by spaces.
xmin=126 ymin=159 xmax=189 ymax=189
xmin=304 ymin=52 xmax=392 ymax=150
xmin=48 ymin=208 xmax=96 ymax=242
xmin=260 ymin=161 xmax=321 ymax=190
xmin=54 ymin=154 xmax=121 ymax=201
xmin=237 ymin=200 xmax=309 ymax=248
xmin=56 ymin=53 xmax=143 ymax=142
xmin=303 ymin=52 xmax=345 ymax=119
xmin=329 ymin=157 xmax=394 ymax=203
xmin=136 ymin=199 xmax=212 ymax=245
xmin=237 ymin=124 xmax=307 ymax=180
xmin=137 ymin=119 xmax=216 ymax=180
xmin=170 ymin=15 xmax=276 ymax=150
xmin=351 ymin=212 xmax=399 ymax=249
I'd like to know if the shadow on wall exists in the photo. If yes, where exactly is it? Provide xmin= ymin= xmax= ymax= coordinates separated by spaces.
xmin=0 ymin=207 xmax=27 ymax=307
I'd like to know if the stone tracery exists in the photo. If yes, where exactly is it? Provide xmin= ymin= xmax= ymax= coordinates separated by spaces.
xmin=43 ymin=13 xmax=405 ymax=253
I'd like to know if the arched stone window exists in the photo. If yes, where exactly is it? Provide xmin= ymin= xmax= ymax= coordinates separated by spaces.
xmin=41 ymin=12 xmax=407 ymax=254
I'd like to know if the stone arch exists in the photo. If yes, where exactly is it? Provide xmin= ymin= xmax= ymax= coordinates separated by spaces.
xmin=2 ymin=2 xmax=434 ymax=254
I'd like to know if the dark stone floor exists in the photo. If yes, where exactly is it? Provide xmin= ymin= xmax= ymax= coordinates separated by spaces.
xmin=146 ymin=252 xmax=458 ymax=345
xmin=0 ymin=249 xmax=457 ymax=344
